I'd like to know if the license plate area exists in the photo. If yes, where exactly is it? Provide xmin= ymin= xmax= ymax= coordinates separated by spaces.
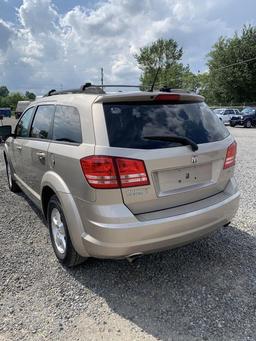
xmin=156 ymin=163 xmax=212 ymax=196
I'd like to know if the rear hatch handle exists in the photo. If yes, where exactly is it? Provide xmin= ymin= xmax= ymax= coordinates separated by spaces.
xmin=143 ymin=135 xmax=199 ymax=152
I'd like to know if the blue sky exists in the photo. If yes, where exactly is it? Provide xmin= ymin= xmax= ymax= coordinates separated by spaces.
xmin=1 ymin=0 xmax=256 ymax=94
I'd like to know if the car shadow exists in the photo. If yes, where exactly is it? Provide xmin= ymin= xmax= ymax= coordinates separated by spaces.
xmin=16 ymin=191 xmax=46 ymax=222
xmin=18 ymin=192 xmax=256 ymax=340
xmin=66 ymin=226 xmax=256 ymax=340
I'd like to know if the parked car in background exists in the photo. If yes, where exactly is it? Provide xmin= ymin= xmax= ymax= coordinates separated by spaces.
xmin=213 ymin=108 xmax=240 ymax=125
xmin=4 ymin=85 xmax=240 ymax=267
xmin=0 ymin=107 xmax=12 ymax=118
xmin=15 ymin=101 xmax=31 ymax=119
xmin=230 ymin=107 xmax=256 ymax=128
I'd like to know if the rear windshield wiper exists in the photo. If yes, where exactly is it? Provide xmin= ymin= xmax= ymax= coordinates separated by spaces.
xmin=143 ymin=134 xmax=198 ymax=151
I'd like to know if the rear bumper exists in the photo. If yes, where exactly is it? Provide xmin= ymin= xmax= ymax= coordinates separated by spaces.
xmin=80 ymin=183 xmax=240 ymax=258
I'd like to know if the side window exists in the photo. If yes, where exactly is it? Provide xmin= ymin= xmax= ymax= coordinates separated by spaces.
xmin=52 ymin=106 xmax=82 ymax=144
xmin=30 ymin=105 xmax=55 ymax=139
xmin=16 ymin=107 xmax=34 ymax=137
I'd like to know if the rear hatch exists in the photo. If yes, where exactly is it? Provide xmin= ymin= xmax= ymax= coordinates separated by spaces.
xmin=100 ymin=94 xmax=233 ymax=215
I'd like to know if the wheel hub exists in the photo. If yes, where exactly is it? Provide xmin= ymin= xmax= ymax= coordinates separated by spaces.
xmin=51 ymin=208 xmax=66 ymax=254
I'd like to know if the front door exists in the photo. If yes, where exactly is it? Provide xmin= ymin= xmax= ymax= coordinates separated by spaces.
xmin=10 ymin=107 xmax=35 ymax=180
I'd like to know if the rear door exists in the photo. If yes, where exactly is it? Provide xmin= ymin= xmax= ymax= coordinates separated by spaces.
xmin=22 ymin=105 xmax=55 ymax=195
xmin=101 ymin=99 xmax=232 ymax=214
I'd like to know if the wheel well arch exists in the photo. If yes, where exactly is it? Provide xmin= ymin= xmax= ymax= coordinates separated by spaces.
xmin=41 ymin=186 xmax=56 ymax=219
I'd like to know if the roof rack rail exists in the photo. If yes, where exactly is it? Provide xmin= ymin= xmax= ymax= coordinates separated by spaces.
xmin=99 ymin=85 xmax=140 ymax=88
xmin=44 ymin=83 xmax=141 ymax=97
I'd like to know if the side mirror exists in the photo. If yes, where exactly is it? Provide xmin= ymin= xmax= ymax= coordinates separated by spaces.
xmin=0 ymin=125 xmax=13 ymax=142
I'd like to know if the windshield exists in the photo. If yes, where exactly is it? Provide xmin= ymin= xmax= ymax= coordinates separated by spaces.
xmin=214 ymin=109 xmax=224 ymax=114
xmin=241 ymin=107 xmax=255 ymax=115
xmin=104 ymin=101 xmax=230 ymax=149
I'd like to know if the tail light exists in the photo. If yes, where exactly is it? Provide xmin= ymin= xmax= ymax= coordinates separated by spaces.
xmin=80 ymin=156 xmax=118 ymax=189
xmin=223 ymin=141 xmax=237 ymax=169
xmin=155 ymin=94 xmax=180 ymax=101
xmin=80 ymin=156 xmax=150 ymax=189
xmin=116 ymin=158 xmax=149 ymax=188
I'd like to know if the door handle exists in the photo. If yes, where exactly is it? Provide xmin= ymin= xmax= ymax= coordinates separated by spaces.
xmin=36 ymin=152 xmax=46 ymax=160
xmin=16 ymin=146 xmax=22 ymax=151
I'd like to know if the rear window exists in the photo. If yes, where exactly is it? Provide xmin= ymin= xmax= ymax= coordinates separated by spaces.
xmin=104 ymin=102 xmax=230 ymax=149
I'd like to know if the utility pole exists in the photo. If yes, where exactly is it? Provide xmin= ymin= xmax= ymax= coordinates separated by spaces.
xmin=101 ymin=67 xmax=104 ymax=89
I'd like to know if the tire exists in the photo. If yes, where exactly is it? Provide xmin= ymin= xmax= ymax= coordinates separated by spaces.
xmin=230 ymin=122 xmax=236 ymax=127
xmin=244 ymin=120 xmax=252 ymax=128
xmin=5 ymin=160 xmax=20 ymax=193
xmin=47 ymin=195 xmax=85 ymax=267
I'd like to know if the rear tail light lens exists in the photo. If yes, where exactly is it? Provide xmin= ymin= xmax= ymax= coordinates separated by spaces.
xmin=223 ymin=141 xmax=237 ymax=169
xmin=80 ymin=156 xmax=118 ymax=189
xmin=116 ymin=158 xmax=149 ymax=187
xmin=80 ymin=156 xmax=150 ymax=189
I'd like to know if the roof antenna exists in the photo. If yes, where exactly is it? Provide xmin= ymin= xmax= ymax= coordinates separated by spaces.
xmin=149 ymin=67 xmax=160 ymax=92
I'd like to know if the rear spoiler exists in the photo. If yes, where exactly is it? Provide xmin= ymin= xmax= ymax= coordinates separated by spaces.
xmin=94 ymin=92 xmax=205 ymax=104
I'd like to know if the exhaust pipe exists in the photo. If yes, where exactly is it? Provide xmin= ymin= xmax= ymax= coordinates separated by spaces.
xmin=126 ymin=252 xmax=143 ymax=264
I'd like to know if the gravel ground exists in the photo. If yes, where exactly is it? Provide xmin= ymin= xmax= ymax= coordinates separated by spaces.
xmin=0 ymin=121 xmax=256 ymax=341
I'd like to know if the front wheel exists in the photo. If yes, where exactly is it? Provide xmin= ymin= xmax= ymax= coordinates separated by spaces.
xmin=6 ymin=160 xmax=20 ymax=193
xmin=47 ymin=195 xmax=85 ymax=267
xmin=244 ymin=120 xmax=252 ymax=128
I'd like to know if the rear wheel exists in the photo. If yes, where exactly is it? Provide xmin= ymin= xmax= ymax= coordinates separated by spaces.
xmin=6 ymin=160 xmax=20 ymax=193
xmin=47 ymin=195 xmax=85 ymax=267
xmin=244 ymin=120 xmax=252 ymax=128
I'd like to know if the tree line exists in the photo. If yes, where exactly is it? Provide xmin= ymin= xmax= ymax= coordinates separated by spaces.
xmin=135 ymin=25 xmax=256 ymax=105
xmin=0 ymin=86 xmax=36 ymax=112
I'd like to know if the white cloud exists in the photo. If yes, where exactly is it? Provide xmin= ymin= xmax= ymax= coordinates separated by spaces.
xmin=0 ymin=19 xmax=13 ymax=51
xmin=0 ymin=0 xmax=252 ymax=93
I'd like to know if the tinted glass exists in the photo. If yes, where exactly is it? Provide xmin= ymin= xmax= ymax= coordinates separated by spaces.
xmin=104 ymin=102 xmax=230 ymax=149
xmin=53 ymin=106 xmax=82 ymax=143
xmin=16 ymin=107 xmax=34 ymax=137
xmin=31 ymin=105 xmax=55 ymax=139
xmin=225 ymin=110 xmax=233 ymax=115
xmin=241 ymin=107 xmax=256 ymax=115
xmin=214 ymin=109 xmax=224 ymax=114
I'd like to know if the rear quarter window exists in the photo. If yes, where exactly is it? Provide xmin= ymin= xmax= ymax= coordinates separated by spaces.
xmin=104 ymin=101 xmax=230 ymax=149
xmin=52 ymin=106 xmax=82 ymax=144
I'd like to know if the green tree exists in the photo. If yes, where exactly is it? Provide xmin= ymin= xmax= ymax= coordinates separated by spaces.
xmin=181 ymin=67 xmax=200 ymax=92
xmin=135 ymin=38 xmax=192 ymax=90
xmin=207 ymin=25 xmax=256 ymax=104
xmin=0 ymin=86 xmax=9 ymax=97
xmin=0 ymin=92 xmax=26 ymax=111
xmin=25 ymin=91 xmax=36 ymax=100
